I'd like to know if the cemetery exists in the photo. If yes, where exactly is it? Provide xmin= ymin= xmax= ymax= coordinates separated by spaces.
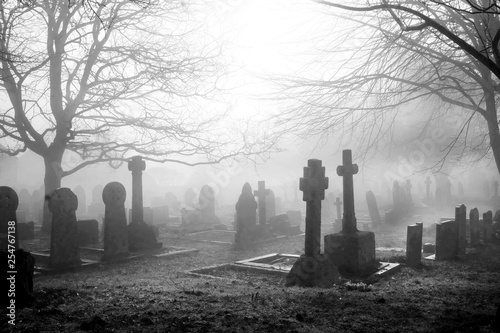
xmin=1 ymin=151 xmax=499 ymax=332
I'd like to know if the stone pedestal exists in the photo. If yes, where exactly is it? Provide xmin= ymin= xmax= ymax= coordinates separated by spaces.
xmin=286 ymin=254 xmax=340 ymax=288
xmin=128 ymin=222 xmax=162 ymax=252
xmin=324 ymin=231 xmax=376 ymax=276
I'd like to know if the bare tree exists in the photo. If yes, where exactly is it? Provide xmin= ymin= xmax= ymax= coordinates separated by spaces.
xmin=0 ymin=0 xmax=278 ymax=227
xmin=271 ymin=0 xmax=500 ymax=177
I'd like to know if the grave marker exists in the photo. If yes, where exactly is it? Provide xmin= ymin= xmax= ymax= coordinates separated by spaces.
xmin=456 ymin=204 xmax=466 ymax=255
xmin=406 ymin=222 xmax=423 ymax=267
xmin=0 ymin=186 xmax=19 ymax=250
xmin=366 ymin=190 xmax=381 ymax=228
xmin=470 ymin=208 xmax=479 ymax=247
xmin=435 ymin=220 xmax=457 ymax=260
xmin=102 ymin=182 xmax=129 ymax=260
xmin=324 ymin=149 xmax=376 ymax=276
xmin=234 ymin=183 xmax=258 ymax=249
xmin=48 ymin=188 xmax=80 ymax=269
xmin=199 ymin=184 xmax=219 ymax=224
xmin=254 ymin=181 xmax=270 ymax=225
xmin=484 ymin=211 xmax=493 ymax=243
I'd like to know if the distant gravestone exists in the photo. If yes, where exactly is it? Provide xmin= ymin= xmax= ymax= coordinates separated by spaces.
xmin=469 ymin=208 xmax=479 ymax=247
xmin=234 ymin=183 xmax=258 ymax=249
xmin=48 ymin=188 xmax=80 ymax=269
xmin=77 ymin=219 xmax=99 ymax=245
xmin=102 ymin=182 xmax=129 ymax=261
xmin=366 ymin=190 xmax=381 ymax=228
xmin=73 ymin=185 xmax=87 ymax=217
xmin=199 ymin=185 xmax=219 ymax=224
xmin=286 ymin=159 xmax=339 ymax=287
xmin=435 ymin=220 xmax=457 ymax=260
xmin=265 ymin=189 xmax=276 ymax=221
xmin=406 ymin=222 xmax=423 ymax=267
xmin=183 ymin=188 xmax=196 ymax=208
xmin=254 ymin=181 xmax=270 ymax=225
xmin=483 ymin=211 xmax=493 ymax=243
xmin=456 ymin=204 xmax=466 ymax=255
xmin=0 ymin=186 xmax=19 ymax=250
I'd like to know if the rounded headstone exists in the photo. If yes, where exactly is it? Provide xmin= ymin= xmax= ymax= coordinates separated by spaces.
xmin=103 ymin=182 xmax=126 ymax=207
xmin=48 ymin=188 xmax=78 ymax=213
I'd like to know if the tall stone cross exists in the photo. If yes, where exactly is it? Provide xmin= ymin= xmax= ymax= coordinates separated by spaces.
xmin=425 ymin=176 xmax=431 ymax=199
xmin=128 ymin=156 xmax=146 ymax=225
xmin=337 ymin=149 xmax=358 ymax=234
xmin=300 ymin=159 xmax=328 ymax=256
xmin=334 ymin=197 xmax=342 ymax=224
xmin=253 ymin=181 xmax=270 ymax=225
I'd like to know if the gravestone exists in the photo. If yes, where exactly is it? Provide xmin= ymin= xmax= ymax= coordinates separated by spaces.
xmin=48 ymin=188 xmax=80 ymax=269
xmin=435 ymin=220 xmax=457 ymax=260
xmin=456 ymin=204 xmax=466 ymax=255
xmin=254 ymin=181 xmax=270 ymax=225
xmin=324 ymin=150 xmax=377 ymax=276
xmin=265 ymin=189 xmax=276 ymax=221
xmin=470 ymin=208 xmax=479 ymax=247
xmin=406 ymin=222 xmax=423 ymax=267
xmin=198 ymin=184 xmax=219 ymax=224
xmin=483 ymin=211 xmax=493 ymax=243
xmin=286 ymin=159 xmax=339 ymax=287
xmin=366 ymin=190 xmax=381 ymax=228
xmin=73 ymin=185 xmax=87 ymax=217
xmin=102 ymin=182 xmax=129 ymax=261
xmin=0 ymin=186 xmax=19 ymax=250
xmin=77 ymin=219 xmax=99 ymax=245
xmin=425 ymin=176 xmax=432 ymax=199
xmin=127 ymin=156 xmax=162 ymax=251
xmin=183 ymin=188 xmax=196 ymax=208
xmin=234 ymin=183 xmax=258 ymax=249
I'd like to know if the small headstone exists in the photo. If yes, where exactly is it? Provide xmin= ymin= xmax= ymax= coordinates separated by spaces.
xmin=198 ymin=184 xmax=219 ymax=224
xmin=483 ymin=211 xmax=493 ymax=243
xmin=456 ymin=204 xmax=466 ymax=255
xmin=469 ymin=208 xmax=479 ymax=247
xmin=366 ymin=190 xmax=381 ymax=227
xmin=0 ymin=186 xmax=19 ymax=250
xmin=406 ymin=222 xmax=423 ymax=267
xmin=102 ymin=182 xmax=129 ymax=261
xmin=48 ymin=188 xmax=80 ymax=269
xmin=77 ymin=219 xmax=99 ymax=245
xmin=234 ymin=183 xmax=258 ymax=249
xmin=435 ymin=220 xmax=457 ymax=260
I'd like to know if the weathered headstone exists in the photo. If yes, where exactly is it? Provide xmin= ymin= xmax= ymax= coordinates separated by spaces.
xmin=265 ymin=189 xmax=276 ymax=221
xmin=254 ymin=181 xmax=270 ymax=225
xmin=483 ymin=211 xmax=493 ymax=243
xmin=286 ymin=159 xmax=339 ymax=287
xmin=469 ymin=208 xmax=479 ymax=247
xmin=456 ymin=204 xmax=466 ymax=255
xmin=199 ymin=184 xmax=219 ymax=224
xmin=435 ymin=220 xmax=457 ymax=260
xmin=127 ymin=156 xmax=162 ymax=251
xmin=77 ymin=219 xmax=99 ymax=245
xmin=366 ymin=190 xmax=381 ymax=228
xmin=73 ymin=185 xmax=87 ymax=217
xmin=325 ymin=150 xmax=377 ymax=276
xmin=0 ymin=186 xmax=19 ymax=250
xmin=406 ymin=222 xmax=423 ymax=267
xmin=102 ymin=182 xmax=129 ymax=261
xmin=234 ymin=183 xmax=258 ymax=249
xmin=48 ymin=188 xmax=80 ymax=269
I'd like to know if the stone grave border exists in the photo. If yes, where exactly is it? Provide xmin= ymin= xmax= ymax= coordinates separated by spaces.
xmin=187 ymin=253 xmax=401 ymax=284
xmin=31 ymin=245 xmax=198 ymax=274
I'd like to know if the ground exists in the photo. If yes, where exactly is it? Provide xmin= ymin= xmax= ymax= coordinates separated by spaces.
xmin=3 ymin=212 xmax=500 ymax=333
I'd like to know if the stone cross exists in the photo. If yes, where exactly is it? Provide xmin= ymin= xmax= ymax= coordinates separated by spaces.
xmin=48 ymin=188 xmax=80 ymax=269
xmin=336 ymin=150 xmax=358 ymax=233
xmin=0 ymin=186 xmax=19 ymax=250
xmin=300 ymin=159 xmax=328 ymax=256
xmin=128 ymin=156 xmax=146 ymax=225
xmin=254 ymin=181 xmax=270 ymax=225
xmin=425 ymin=176 xmax=431 ymax=199
xmin=493 ymin=180 xmax=499 ymax=197
xmin=102 ymin=182 xmax=129 ymax=260
xmin=334 ymin=197 xmax=342 ymax=224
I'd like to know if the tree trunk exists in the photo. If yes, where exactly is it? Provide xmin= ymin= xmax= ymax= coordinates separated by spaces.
xmin=485 ymin=91 xmax=500 ymax=178
xmin=41 ymin=153 xmax=64 ymax=232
